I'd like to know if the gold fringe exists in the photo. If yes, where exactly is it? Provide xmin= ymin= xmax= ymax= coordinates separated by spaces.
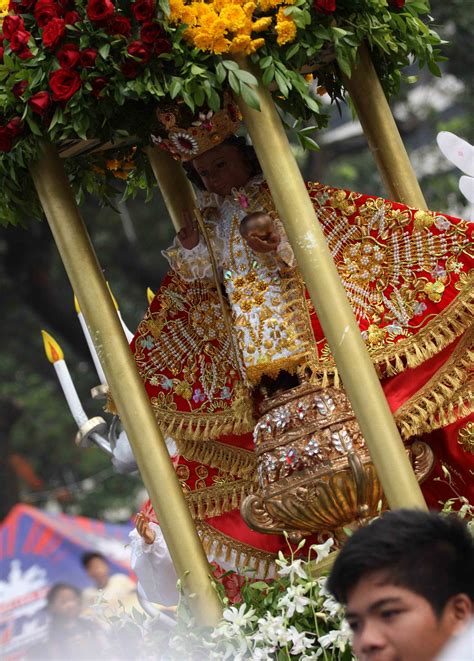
xmin=150 ymin=392 xmax=255 ymax=441
xmin=176 ymin=438 xmax=257 ymax=478
xmin=318 ymin=280 xmax=473 ymax=378
xmin=196 ymin=520 xmax=277 ymax=578
xmin=185 ymin=479 xmax=253 ymax=519
xmin=394 ymin=330 xmax=473 ymax=439
xmin=246 ymin=351 xmax=311 ymax=385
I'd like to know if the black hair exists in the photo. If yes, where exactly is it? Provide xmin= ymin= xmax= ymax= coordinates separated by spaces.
xmin=81 ymin=551 xmax=107 ymax=569
xmin=327 ymin=509 xmax=474 ymax=616
xmin=183 ymin=135 xmax=262 ymax=190
xmin=46 ymin=583 xmax=81 ymax=609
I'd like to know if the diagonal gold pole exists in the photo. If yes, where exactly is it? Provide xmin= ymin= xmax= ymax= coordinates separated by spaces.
xmin=343 ymin=45 xmax=427 ymax=209
xmin=29 ymin=140 xmax=223 ymax=626
xmin=234 ymin=57 xmax=427 ymax=511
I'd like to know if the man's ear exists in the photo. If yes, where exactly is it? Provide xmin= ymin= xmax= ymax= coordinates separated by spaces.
xmin=444 ymin=594 xmax=473 ymax=633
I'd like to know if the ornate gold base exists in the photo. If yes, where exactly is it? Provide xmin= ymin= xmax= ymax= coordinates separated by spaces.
xmin=241 ymin=383 xmax=434 ymax=540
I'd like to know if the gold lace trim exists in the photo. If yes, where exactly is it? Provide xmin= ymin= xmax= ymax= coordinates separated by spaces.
xmin=196 ymin=520 xmax=277 ymax=578
xmin=177 ymin=438 xmax=257 ymax=478
xmin=185 ymin=478 xmax=253 ymax=519
xmin=314 ymin=274 xmax=473 ymax=378
xmin=394 ymin=330 xmax=473 ymax=439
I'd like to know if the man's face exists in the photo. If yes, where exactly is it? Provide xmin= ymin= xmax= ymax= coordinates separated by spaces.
xmin=192 ymin=143 xmax=252 ymax=196
xmin=346 ymin=571 xmax=469 ymax=661
xmin=50 ymin=588 xmax=82 ymax=619
xmin=85 ymin=556 xmax=109 ymax=588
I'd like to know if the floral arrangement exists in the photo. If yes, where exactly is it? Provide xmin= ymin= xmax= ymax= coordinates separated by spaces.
xmin=0 ymin=0 xmax=444 ymax=226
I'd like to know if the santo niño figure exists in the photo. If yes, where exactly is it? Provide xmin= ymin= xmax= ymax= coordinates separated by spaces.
xmin=128 ymin=99 xmax=473 ymax=605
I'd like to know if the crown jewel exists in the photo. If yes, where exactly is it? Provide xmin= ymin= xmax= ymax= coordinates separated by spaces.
xmin=154 ymin=93 xmax=241 ymax=162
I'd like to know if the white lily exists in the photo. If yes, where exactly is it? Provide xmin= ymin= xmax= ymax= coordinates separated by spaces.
xmin=310 ymin=537 xmax=334 ymax=563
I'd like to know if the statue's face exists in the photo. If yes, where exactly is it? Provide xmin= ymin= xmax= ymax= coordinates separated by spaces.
xmin=192 ymin=143 xmax=253 ymax=196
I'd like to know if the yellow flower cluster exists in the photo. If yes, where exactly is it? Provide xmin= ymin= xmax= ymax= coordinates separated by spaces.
xmin=169 ymin=0 xmax=296 ymax=55
xmin=0 ymin=0 xmax=9 ymax=21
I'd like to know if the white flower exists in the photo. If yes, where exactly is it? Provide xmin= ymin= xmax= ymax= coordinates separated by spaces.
xmin=310 ymin=537 xmax=334 ymax=563
xmin=276 ymin=555 xmax=308 ymax=582
xmin=288 ymin=626 xmax=315 ymax=654
xmin=251 ymin=645 xmax=276 ymax=660
xmin=277 ymin=584 xmax=311 ymax=618
xmin=318 ymin=620 xmax=352 ymax=651
xmin=222 ymin=603 xmax=256 ymax=630
xmin=254 ymin=613 xmax=292 ymax=646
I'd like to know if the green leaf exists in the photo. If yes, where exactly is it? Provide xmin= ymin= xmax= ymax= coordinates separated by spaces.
xmin=234 ymin=69 xmax=258 ymax=87
xmin=98 ymin=43 xmax=111 ymax=60
xmin=222 ymin=59 xmax=239 ymax=71
xmin=169 ymin=77 xmax=182 ymax=99
xmin=228 ymin=70 xmax=241 ymax=95
xmin=259 ymin=55 xmax=273 ymax=69
xmin=240 ymin=83 xmax=260 ymax=111
xmin=25 ymin=115 xmax=43 ymax=136
xmin=336 ymin=55 xmax=352 ymax=78
xmin=216 ymin=62 xmax=226 ymax=85
xmin=262 ymin=64 xmax=275 ymax=87
xmin=274 ymin=70 xmax=289 ymax=97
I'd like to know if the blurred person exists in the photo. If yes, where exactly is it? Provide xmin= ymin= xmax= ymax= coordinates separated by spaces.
xmin=327 ymin=509 xmax=473 ymax=661
xmin=30 ymin=583 xmax=107 ymax=660
xmin=81 ymin=551 xmax=139 ymax=614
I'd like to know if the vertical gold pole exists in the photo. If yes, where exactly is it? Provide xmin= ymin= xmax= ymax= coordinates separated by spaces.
xmin=235 ymin=58 xmax=427 ymax=511
xmin=146 ymin=147 xmax=196 ymax=232
xmin=30 ymin=141 xmax=223 ymax=626
xmin=344 ymin=45 xmax=427 ymax=209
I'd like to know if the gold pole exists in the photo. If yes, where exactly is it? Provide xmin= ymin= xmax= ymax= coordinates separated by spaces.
xmin=234 ymin=58 xmax=427 ymax=511
xmin=344 ymin=45 xmax=427 ymax=209
xmin=146 ymin=147 xmax=195 ymax=232
xmin=29 ymin=140 xmax=223 ymax=626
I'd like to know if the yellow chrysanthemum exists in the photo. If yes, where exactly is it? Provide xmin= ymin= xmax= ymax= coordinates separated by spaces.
xmin=220 ymin=5 xmax=247 ymax=31
xmin=211 ymin=36 xmax=232 ymax=53
xmin=258 ymin=0 xmax=282 ymax=12
xmin=247 ymin=37 xmax=265 ymax=53
xmin=229 ymin=34 xmax=251 ymax=53
xmin=252 ymin=16 xmax=272 ymax=32
xmin=243 ymin=2 xmax=256 ymax=16
xmin=275 ymin=17 xmax=296 ymax=45
xmin=169 ymin=0 xmax=186 ymax=21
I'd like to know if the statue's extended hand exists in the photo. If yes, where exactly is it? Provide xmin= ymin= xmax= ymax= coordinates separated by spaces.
xmin=177 ymin=210 xmax=199 ymax=250
xmin=246 ymin=227 xmax=281 ymax=253
xmin=136 ymin=512 xmax=156 ymax=545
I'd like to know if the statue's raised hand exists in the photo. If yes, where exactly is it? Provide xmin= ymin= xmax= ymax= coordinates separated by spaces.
xmin=177 ymin=209 xmax=200 ymax=250
xmin=135 ymin=512 xmax=156 ymax=545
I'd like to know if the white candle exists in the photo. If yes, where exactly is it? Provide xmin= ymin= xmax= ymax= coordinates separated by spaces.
xmin=54 ymin=360 xmax=89 ymax=427
xmin=42 ymin=330 xmax=88 ymax=428
xmin=76 ymin=304 xmax=107 ymax=385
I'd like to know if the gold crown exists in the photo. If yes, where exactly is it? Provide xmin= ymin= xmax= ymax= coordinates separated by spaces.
xmin=154 ymin=94 xmax=241 ymax=162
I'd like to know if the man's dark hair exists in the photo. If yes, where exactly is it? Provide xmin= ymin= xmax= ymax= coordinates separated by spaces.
xmin=183 ymin=135 xmax=262 ymax=189
xmin=46 ymin=583 xmax=81 ymax=608
xmin=327 ymin=509 xmax=474 ymax=615
xmin=81 ymin=551 xmax=107 ymax=569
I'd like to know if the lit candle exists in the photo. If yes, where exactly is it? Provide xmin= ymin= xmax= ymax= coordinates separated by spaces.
xmin=106 ymin=282 xmax=134 ymax=344
xmin=74 ymin=295 xmax=107 ymax=385
xmin=41 ymin=330 xmax=88 ymax=427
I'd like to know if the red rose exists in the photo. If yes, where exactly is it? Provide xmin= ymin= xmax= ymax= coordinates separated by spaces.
xmin=314 ymin=0 xmax=336 ymax=12
xmin=42 ymin=18 xmax=66 ymax=49
xmin=127 ymin=40 xmax=151 ymax=63
xmin=0 ymin=127 xmax=13 ymax=152
xmin=87 ymin=0 xmax=115 ymax=22
xmin=388 ymin=0 xmax=404 ymax=8
xmin=9 ymin=0 xmax=35 ymax=14
xmin=10 ymin=29 xmax=31 ymax=54
xmin=17 ymin=47 xmax=34 ymax=60
xmin=140 ymin=21 xmax=164 ymax=44
xmin=34 ymin=0 xmax=61 ymax=28
xmin=0 ymin=47 xmax=4 ymax=63
xmin=90 ymin=76 xmax=107 ymax=98
xmin=65 ymin=10 xmax=81 ymax=24
xmin=49 ymin=68 xmax=81 ymax=101
xmin=121 ymin=60 xmax=139 ymax=78
xmin=28 ymin=91 xmax=52 ymax=115
xmin=79 ymin=48 xmax=97 ymax=68
xmin=132 ymin=0 xmax=155 ymax=22
xmin=12 ymin=79 xmax=28 ymax=98
xmin=6 ymin=116 xmax=23 ymax=137
xmin=154 ymin=38 xmax=171 ymax=55
xmin=57 ymin=43 xmax=80 ymax=68
xmin=106 ymin=15 xmax=131 ymax=36
xmin=3 ymin=15 xmax=24 ymax=40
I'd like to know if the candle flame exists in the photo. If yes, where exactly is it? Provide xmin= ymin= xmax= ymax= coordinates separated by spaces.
xmin=147 ymin=287 xmax=155 ymax=305
xmin=74 ymin=294 xmax=80 ymax=314
xmin=106 ymin=282 xmax=119 ymax=311
xmin=41 ymin=330 xmax=64 ymax=363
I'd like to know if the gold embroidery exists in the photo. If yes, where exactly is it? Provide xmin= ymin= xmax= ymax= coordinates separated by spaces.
xmin=177 ymin=438 xmax=256 ymax=477
xmin=185 ymin=477 xmax=253 ymax=519
xmin=458 ymin=422 xmax=474 ymax=455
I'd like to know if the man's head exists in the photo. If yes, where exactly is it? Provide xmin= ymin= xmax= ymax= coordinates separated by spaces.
xmin=81 ymin=551 xmax=110 ymax=589
xmin=47 ymin=583 xmax=82 ymax=620
xmin=327 ymin=509 xmax=473 ymax=661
